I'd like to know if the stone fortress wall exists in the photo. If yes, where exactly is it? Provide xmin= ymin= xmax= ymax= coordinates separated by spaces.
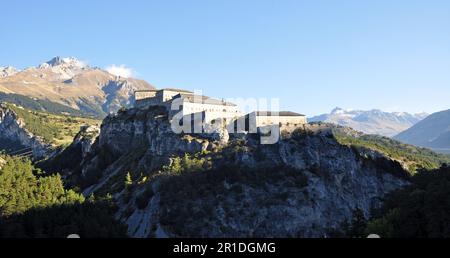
xmin=134 ymin=89 xmax=308 ymax=134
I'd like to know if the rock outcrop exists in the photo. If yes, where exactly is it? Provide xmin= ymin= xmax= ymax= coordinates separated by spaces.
xmin=38 ymin=124 xmax=101 ymax=181
xmin=77 ymin=107 xmax=213 ymax=185
xmin=74 ymin=125 xmax=100 ymax=159
xmin=0 ymin=104 xmax=50 ymax=158
xmin=54 ymin=106 xmax=410 ymax=238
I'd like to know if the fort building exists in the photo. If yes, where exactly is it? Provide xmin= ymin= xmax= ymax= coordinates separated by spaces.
xmin=244 ymin=111 xmax=307 ymax=132
xmin=134 ymin=89 xmax=243 ymax=125
xmin=134 ymin=89 xmax=307 ymax=134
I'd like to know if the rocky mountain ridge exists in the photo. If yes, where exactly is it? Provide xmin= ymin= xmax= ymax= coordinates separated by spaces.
xmin=310 ymin=107 xmax=428 ymax=137
xmin=0 ymin=57 xmax=155 ymax=117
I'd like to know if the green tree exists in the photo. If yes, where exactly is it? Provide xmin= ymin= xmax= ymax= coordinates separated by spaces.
xmin=0 ymin=155 xmax=127 ymax=238
xmin=366 ymin=165 xmax=450 ymax=238
xmin=345 ymin=208 xmax=368 ymax=238
xmin=125 ymin=172 xmax=133 ymax=187
xmin=0 ymin=155 xmax=84 ymax=217
xmin=171 ymin=157 xmax=183 ymax=174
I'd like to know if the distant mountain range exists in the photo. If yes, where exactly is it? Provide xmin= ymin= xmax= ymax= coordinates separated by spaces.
xmin=394 ymin=109 xmax=450 ymax=154
xmin=309 ymin=107 xmax=428 ymax=137
xmin=0 ymin=57 xmax=155 ymax=117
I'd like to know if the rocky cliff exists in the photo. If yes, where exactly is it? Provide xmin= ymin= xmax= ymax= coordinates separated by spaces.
xmin=52 ymin=106 xmax=412 ymax=238
xmin=0 ymin=104 xmax=50 ymax=158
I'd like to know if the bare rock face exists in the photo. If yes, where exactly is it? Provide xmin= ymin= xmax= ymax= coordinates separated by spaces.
xmin=38 ymin=124 xmax=102 ymax=179
xmin=74 ymin=125 xmax=100 ymax=158
xmin=98 ymin=107 xmax=208 ymax=158
xmin=0 ymin=104 xmax=50 ymax=158
xmin=136 ymin=124 xmax=408 ymax=238
xmin=76 ymin=107 xmax=219 ymax=188
xmin=203 ymin=121 xmax=229 ymax=145
xmin=119 ymin=125 xmax=408 ymax=238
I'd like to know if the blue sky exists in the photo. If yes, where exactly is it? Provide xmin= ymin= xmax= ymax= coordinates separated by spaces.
xmin=1 ymin=0 xmax=449 ymax=116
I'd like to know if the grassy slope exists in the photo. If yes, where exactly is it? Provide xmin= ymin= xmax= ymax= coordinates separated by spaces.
xmin=332 ymin=128 xmax=450 ymax=173
xmin=5 ymin=103 xmax=100 ymax=147
xmin=0 ymin=92 xmax=103 ymax=118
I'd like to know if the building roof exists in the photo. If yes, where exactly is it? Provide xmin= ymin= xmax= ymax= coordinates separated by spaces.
xmin=161 ymin=88 xmax=194 ymax=93
xmin=254 ymin=111 xmax=305 ymax=117
xmin=134 ymin=89 xmax=157 ymax=93
xmin=176 ymin=93 xmax=237 ymax=106
xmin=134 ymin=88 xmax=193 ymax=94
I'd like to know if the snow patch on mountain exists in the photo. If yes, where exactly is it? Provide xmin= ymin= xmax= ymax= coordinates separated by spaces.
xmin=310 ymin=107 xmax=428 ymax=137
xmin=41 ymin=56 xmax=87 ymax=68
xmin=0 ymin=66 xmax=19 ymax=78
xmin=38 ymin=56 xmax=89 ymax=80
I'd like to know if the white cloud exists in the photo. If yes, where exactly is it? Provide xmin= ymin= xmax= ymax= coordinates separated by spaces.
xmin=105 ymin=64 xmax=135 ymax=78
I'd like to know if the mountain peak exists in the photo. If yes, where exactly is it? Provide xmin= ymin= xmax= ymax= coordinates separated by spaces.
xmin=0 ymin=66 xmax=19 ymax=78
xmin=46 ymin=56 xmax=62 ymax=66
xmin=0 ymin=57 xmax=155 ymax=116
xmin=46 ymin=56 xmax=64 ymax=66
xmin=331 ymin=107 xmax=346 ymax=114
xmin=35 ymin=56 xmax=89 ymax=80
xmin=39 ymin=56 xmax=87 ymax=69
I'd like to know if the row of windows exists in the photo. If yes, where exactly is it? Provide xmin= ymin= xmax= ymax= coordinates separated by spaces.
xmin=259 ymin=122 xmax=304 ymax=126
xmin=186 ymin=107 xmax=237 ymax=113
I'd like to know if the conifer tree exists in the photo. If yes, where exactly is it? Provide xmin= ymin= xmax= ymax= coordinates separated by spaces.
xmin=125 ymin=172 xmax=133 ymax=187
